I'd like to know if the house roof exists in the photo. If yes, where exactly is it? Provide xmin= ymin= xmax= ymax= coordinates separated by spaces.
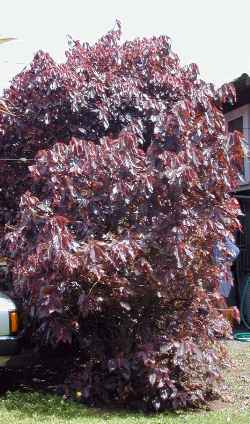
xmin=223 ymin=73 xmax=250 ymax=113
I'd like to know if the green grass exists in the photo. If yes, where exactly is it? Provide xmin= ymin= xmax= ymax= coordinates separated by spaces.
xmin=0 ymin=341 xmax=249 ymax=424
xmin=0 ymin=391 xmax=249 ymax=424
xmin=0 ymin=392 xmax=101 ymax=424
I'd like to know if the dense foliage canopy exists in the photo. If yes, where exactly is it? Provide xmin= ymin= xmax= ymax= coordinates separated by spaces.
xmin=1 ymin=22 xmax=244 ymax=410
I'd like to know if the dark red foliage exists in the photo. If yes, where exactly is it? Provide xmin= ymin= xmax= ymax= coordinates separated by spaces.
xmin=1 ymin=22 xmax=244 ymax=411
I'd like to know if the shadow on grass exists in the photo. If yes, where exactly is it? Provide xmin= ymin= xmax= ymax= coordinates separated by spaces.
xmin=0 ymin=390 xmax=179 ymax=422
xmin=0 ymin=363 xmax=180 ymax=423
xmin=2 ymin=391 xmax=96 ymax=420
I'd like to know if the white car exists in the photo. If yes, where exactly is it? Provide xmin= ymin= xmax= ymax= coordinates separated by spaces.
xmin=0 ymin=291 xmax=19 ymax=366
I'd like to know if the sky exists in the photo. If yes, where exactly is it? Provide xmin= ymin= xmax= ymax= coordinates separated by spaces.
xmin=0 ymin=0 xmax=249 ymax=91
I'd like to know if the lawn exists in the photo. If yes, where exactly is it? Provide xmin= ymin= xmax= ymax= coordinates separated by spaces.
xmin=0 ymin=341 xmax=249 ymax=424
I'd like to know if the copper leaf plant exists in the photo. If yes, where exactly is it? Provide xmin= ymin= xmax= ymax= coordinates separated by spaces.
xmin=1 ymin=22 xmax=244 ymax=411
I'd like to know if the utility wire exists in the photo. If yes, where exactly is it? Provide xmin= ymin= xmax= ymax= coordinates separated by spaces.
xmin=1 ymin=61 xmax=26 ymax=65
xmin=0 ymin=158 xmax=34 ymax=162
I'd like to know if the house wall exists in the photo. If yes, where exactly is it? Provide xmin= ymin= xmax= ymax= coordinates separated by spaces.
xmin=224 ymin=104 xmax=250 ymax=182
